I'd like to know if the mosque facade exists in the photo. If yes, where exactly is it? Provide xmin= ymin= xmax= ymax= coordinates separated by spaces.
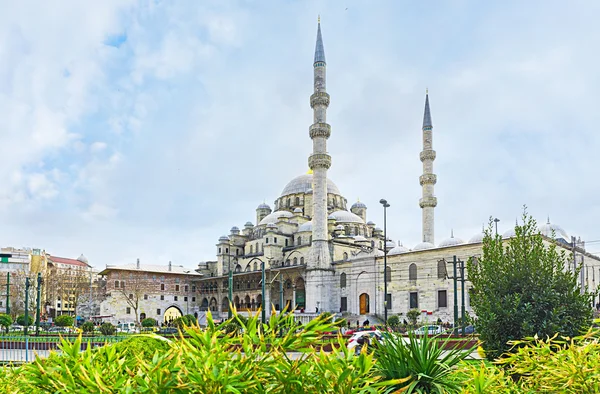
xmin=192 ymin=22 xmax=600 ymax=323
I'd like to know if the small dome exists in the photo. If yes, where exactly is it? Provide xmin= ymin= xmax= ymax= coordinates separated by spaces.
xmin=469 ymin=232 xmax=485 ymax=244
xmin=218 ymin=235 xmax=230 ymax=242
xmin=293 ymin=208 xmax=302 ymax=214
xmin=367 ymin=221 xmax=375 ymax=226
xmin=298 ymin=221 xmax=313 ymax=232
xmin=280 ymin=174 xmax=341 ymax=197
xmin=374 ymin=249 xmax=385 ymax=257
xmin=230 ymin=226 xmax=240 ymax=234
xmin=351 ymin=200 xmax=367 ymax=210
xmin=413 ymin=241 xmax=435 ymax=251
xmin=329 ymin=210 xmax=365 ymax=224
xmin=354 ymin=235 xmax=368 ymax=242
xmin=244 ymin=221 xmax=254 ymax=228
xmin=386 ymin=240 xmax=396 ymax=250
xmin=388 ymin=242 xmax=409 ymax=255
xmin=502 ymin=228 xmax=516 ymax=238
xmin=374 ymin=227 xmax=382 ymax=232
xmin=438 ymin=233 xmax=465 ymax=248
xmin=336 ymin=224 xmax=345 ymax=230
xmin=328 ymin=214 xmax=336 ymax=220
xmin=257 ymin=203 xmax=271 ymax=210
xmin=258 ymin=210 xmax=294 ymax=226
xmin=77 ymin=254 xmax=88 ymax=264
xmin=539 ymin=218 xmax=569 ymax=241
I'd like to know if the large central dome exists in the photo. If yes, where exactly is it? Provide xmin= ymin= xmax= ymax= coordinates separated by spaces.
xmin=280 ymin=174 xmax=341 ymax=197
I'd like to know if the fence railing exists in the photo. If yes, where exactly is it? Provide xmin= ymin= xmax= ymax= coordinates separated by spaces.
xmin=0 ymin=335 xmax=127 ymax=364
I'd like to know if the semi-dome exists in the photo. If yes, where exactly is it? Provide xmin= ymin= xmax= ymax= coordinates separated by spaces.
xmin=329 ymin=210 xmax=364 ymax=223
xmin=388 ymin=242 xmax=409 ymax=255
xmin=244 ymin=221 xmax=254 ymax=227
xmin=280 ymin=174 xmax=341 ymax=197
xmin=257 ymin=203 xmax=271 ymax=210
xmin=367 ymin=221 xmax=375 ymax=226
xmin=230 ymin=226 xmax=240 ymax=234
xmin=77 ymin=254 xmax=88 ymax=264
xmin=293 ymin=208 xmax=303 ymax=214
xmin=298 ymin=221 xmax=313 ymax=232
xmin=539 ymin=218 xmax=569 ymax=241
xmin=385 ymin=240 xmax=396 ymax=250
xmin=328 ymin=214 xmax=336 ymax=220
xmin=354 ymin=235 xmax=368 ymax=242
xmin=336 ymin=224 xmax=345 ymax=231
xmin=258 ymin=210 xmax=294 ymax=226
xmin=438 ymin=231 xmax=464 ymax=247
xmin=266 ymin=223 xmax=277 ymax=229
xmin=413 ymin=241 xmax=435 ymax=251
xmin=218 ymin=235 xmax=230 ymax=242
xmin=351 ymin=200 xmax=367 ymax=209
xmin=469 ymin=230 xmax=485 ymax=244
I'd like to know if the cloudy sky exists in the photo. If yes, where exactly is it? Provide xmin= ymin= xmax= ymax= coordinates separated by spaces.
xmin=1 ymin=0 xmax=599 ymax=269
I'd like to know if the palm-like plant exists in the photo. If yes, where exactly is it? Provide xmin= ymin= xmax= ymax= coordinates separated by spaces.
xmin=374 ymin=329 xmax=471 ymax=393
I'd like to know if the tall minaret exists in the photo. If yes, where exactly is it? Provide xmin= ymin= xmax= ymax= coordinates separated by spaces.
xmin=419 ymin=91 xmax=437 ymax=244
xmin=306 ymin=18 xmax=334 ymax=313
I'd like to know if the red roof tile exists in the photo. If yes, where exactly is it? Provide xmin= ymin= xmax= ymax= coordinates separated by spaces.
xmin=48 ymin=255 xmax=90 ymax=268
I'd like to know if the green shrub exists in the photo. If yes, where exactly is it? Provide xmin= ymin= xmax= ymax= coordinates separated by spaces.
xmin=141 ymin=317 xmax=157 ymax=327
xmin=173 ymin=314 xmax=196 ymax=329
xmin=374 ymin=331 xmax=471 ymax=393
xmin=16 ymin=314 xmax=33 ymax=326
xmin=54 ymin=315 xmax=74 ymax=327
xmin=99 ymin=322 xmax=116 ymax=336
xmin=0 ymin=313 xmax=12 ymax=333
xmin=387 ymin=315 xmax=400 ymax=328
xmin=335 ymin=318 xmax=347 ymax=328
xmin=452 ymin=360 xmax=518 ymax=393
xmin=80 ymin=321 xmax=95 ymax=333
xmin=406 ymin=308 xmax=420 ymax=328
xmin=112 ymin=335 xmax=171 ymax=360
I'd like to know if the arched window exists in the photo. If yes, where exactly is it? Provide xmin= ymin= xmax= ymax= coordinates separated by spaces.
xmin=235 ymin=265 xmax=242 ymax=273
xmin=293 ymin=257 xmax=298 ymax=265
xmin=385 ymin=266 xmax=391 ymax=283
xmin=297 ymin=236 xmax=302 ymax=245
xmin=253 ymin=262 xmax=258 ymax=271
xmin=300 ymin=257 xmax=304 ymax=265
xmin=295 ymin=197 xmax=300 ymax=206
xmin=437 ymin=260 xmax=447 ymax=279
xmin=250 ymin=245 xmax=254 ymax=254
xmin=409 ymin=263 xmax=417 ymax=282
xmin=343 ymin=252 xmax=348 ymax=261
xmin=287 ymin=198 xmax=291 ymax=207
xmin=114 ymin=280 xmax=119 ymax=288
xmin=245 ymin=264 xmax=251 ymax=272
xmin=340 ymin=273 xmax=347 ymax=288
xmin=286 ymin=259 xmax=291 ymax=266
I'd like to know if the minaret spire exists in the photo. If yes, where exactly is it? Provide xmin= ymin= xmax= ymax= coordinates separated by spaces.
xmin=307 ymin=19 xmax=333 ymax=312
xmin=419 ymin=90 xmax=437 ymax=244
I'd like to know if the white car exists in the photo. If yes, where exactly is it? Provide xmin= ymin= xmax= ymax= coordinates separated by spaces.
xmin=347 ymin=330 xmax=382 ymax=349
xmin=116 ymin=322 xmax=139 ymax=334
xmin=411 ymin=325 xmax=443 ymax=336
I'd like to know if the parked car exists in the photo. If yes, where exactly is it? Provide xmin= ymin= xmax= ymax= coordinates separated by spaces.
xmin=158 ymin=327 xmax=179 ymax=335
xmin=347 ymin=330 xmax=382 ymax=349
xmin=411 ymin=325 xmax=443 ymax=336
xmin=9 ymin=325 xmax=24 ymax=332
xmin=116 ymin=322 xmax=139 ymax=334
xmin=48 ymin=326 xmax=79 ymax=334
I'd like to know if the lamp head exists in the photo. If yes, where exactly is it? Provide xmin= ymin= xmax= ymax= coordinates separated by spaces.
xmin=379 ymin=199 xmax=389 ymax=207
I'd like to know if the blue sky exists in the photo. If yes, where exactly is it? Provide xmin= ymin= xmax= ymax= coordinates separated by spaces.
xmin=1 ymin=0 xmax=599 ymax=269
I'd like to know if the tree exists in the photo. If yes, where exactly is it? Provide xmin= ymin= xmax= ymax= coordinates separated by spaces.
xmin=406 ymin=309 xmax=420 ymax=328
xmin=99 ymin=323 xmax=116 ymax=336
xmin=142 ymin=318 xmax=158 ymax=327
xmin=117 ymin=272 xmax=147 ymax=324
xmin=387 ymin=315 xmax=400 ymax=329
xmin=467 ymin=211 xmax=594 ymax=360
xmin=16 ymin=314 xmax=33 ymax=326
xmin=55 ymin=314 xmax=74 ymax=327
xmin=0 ymin=313 xmax=12 ymax=333
xmin=81 ymin=321 xmax=95 ymax=333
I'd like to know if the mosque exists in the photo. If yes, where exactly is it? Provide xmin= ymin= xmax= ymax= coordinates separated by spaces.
xmin=193 ymin=21 xmax=600 ymax=323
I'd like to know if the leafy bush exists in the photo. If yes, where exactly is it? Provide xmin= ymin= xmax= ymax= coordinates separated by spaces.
xmin=0 ymin=313 xmax=13 ymax=333
xmin=80 ymin=321 xmax=95 ymax=333
xmin=406 ymin=309 xmax=420 ymax=328
xmin=112 ymin=336 xmax=171 ymax=360
xmin=16 ymin=314 xmax=33 ymax=326
xmin=141 ymin=317 xmax=157 ymax=327
xmin=387 ymin=315 xmax=400 ymax=328
xmin=374 ymin=331 xmax=470 ymax=393
xmin=99 ymin=322 xmax=116 ymax=336
xmin=54 ymin=315 xmax=74 ymax=327
xmin=11 ymin=309 xmax=396 ymax=393
xmin=452 ymin=360 xmax=518 ymax=393
xmin=468 ymin=212 xmax=594 ymax=360
xmin=335 ymin=318 xmax=347 ymax=328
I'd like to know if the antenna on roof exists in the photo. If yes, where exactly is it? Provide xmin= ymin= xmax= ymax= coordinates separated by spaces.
xmin=136 ymin=258 xmax=140 ymax=269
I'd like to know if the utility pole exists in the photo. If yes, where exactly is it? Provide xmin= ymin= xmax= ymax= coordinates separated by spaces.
xmin=261 ymin=260 xmax=266 ymax=324
xmin=572 ymin=236 xmax=577 ymax=276
xmin=459 ymin=259 xmax=466 ymax=337
xmin=452 ymin=256 xmax=458 ymax=335
xmin=228 ymin=246 xmax=233 ymax=319
xmin=380 ymin=199 xmax=390 ymax=326
xmin=24 ymin=277 xmax=30 ymax=336
xmin=35 ymin=273 xmax=42 ymax=335
xmin=5 ymin=272 xmax=10 ymax=315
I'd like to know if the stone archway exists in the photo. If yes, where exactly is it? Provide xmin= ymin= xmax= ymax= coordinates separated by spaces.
xmin=164 ymin=305 xmax=183 ymax=323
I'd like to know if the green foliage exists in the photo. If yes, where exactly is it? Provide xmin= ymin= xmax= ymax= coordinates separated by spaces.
xmin=222 ymin=313 xmax=248 ymax=334
xmin=0 ymin=313 xmax=13 ymax=333
xmin=467 ymin=210 xmax=594 ymax=360
xmin=16 ymin=314 xmax=33 ymax=326
xmin=406 ymin=308 xmax=420 ymax=328
xmin=374 ymin=331 xmax=471 ymax=393
xmin=452 ymin=361 xmax=519 ymax=394
xmin=80 ymin=321 xmax=94 ymax=333
xmin=9 ymin=308 xmax=395 ymax=393
xmin=172 ymin=314 xmax=197 ymax=329
xmin=141 ymin=317 xmax=157 ymax=327
xmin=335 ymin=317 xmax=347 ymax=328
xmin=112 ymin=335 xmax=171 ymax=360
xmin=387 ymin=315 xmax=400 ymax=328
xmin=99 ymin=322 xmax=116 ymax=336
xmin=54 ymin=315 xmax=74 ymax=327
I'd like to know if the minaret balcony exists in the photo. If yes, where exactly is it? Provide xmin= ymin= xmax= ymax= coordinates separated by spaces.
xmin=420 ymin=150 xmax=436 ymax=162
xmin=419 ymin=196 xmax=438 ymax=208
xmin=308 ymin=153 xmax=332 ymax=170
xmin=309 ymin=123 xmax=331 ymax=139
xmin=310 ymin=92 xmax=330 ymax=108
xmin=419 ymin=174 xmax=437 ymax=186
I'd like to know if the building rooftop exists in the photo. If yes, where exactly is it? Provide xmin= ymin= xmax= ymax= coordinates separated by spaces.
xmin=98 ymin=263 xmax=203 ymax=276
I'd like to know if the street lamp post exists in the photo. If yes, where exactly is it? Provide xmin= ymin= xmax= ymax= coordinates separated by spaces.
xmin=228 ymin=242 xmax=233 ymax=319
xmin=379 ymin=199 xmax=390 ymax=326
xmin=493 ymin=218 xmax=500 ymax=236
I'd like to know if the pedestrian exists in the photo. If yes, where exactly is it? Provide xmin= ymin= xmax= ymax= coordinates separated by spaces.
xmin=316 ymin=307 xmax=319 ymax=314
xmin=363 ymin=319 xmax=370 ymax=327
